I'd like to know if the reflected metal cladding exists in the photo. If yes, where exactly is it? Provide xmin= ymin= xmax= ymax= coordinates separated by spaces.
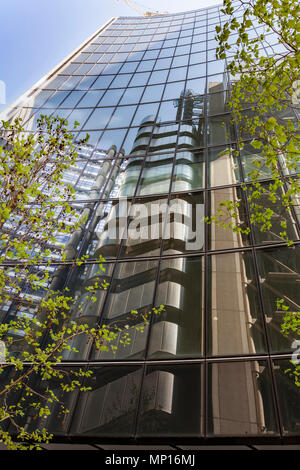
xmin=2 ymin=1 xmax=300 ymax=445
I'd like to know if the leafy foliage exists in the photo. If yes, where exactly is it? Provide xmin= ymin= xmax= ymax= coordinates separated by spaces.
xmin=0 ymin=115 xmax=164 ymax=449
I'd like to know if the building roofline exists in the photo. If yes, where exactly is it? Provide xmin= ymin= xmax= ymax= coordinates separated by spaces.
xmin=0 ymin=17 xmax=117 ymax=121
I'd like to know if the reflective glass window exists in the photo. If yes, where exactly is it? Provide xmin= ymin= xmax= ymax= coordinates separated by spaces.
xmin=119 ymin=61 xmax=139 ymax=73
xmin=208 ymin=251 xmax=266 ymax=356
xmin=158 ymin=100 xmax=180 ymax=123
xmin=187 ymin=63 xmax=207 ymax=79
xmin=137 ymin=364 xmax=203 ymax=436
xmin=122 ymin=126 xmax=153 ymax=155
xmin=163 ymin=81 xmax=186 ymax=100
xmin=99 ymin=88 xmax=124 ymax=106
xmin=119 ymin=87 xmax=144 ymax=107
xmin=248 ymin=183 xmax=298 ymax=245
xmin=76 ymin=76 xmax=98 ymax=90
xmin=273 ymin=359 xmax=300 ymax=435
xmin=110 ymin=74 xmax=133 ymax=88
xmin=148 ymin=257 xmax=204 ymax=358
xmin=240 ymin=141 xmax=273 ymax=181
xmin=185 ymin=77 xmax=206 ymax=96
xmin=171 ymin=55 xmax=189 ymax=67
xmin=98 ymin=260 xmax=159 ymax=358
xmin=163 ymin=192 xmax=205 ymax=254
xmin=154 ymin=57 xmax=172 ymax=70
xmin=207 ymin=361 xmax=278 ymax=436
xmin=207 ymin=59 xmax=226 ymax=75
xmin=132 ymin=103 xmax=159 ymax=127
xmin=207 ymin=90 xmax=230 ymax=114
xmin=207 ymin=146 xmax=240 ymax=187
xmin=168 ymin=67 xmax=187 ymax=82
xmin=108 ymin=105 xmax=136 ymax=128
xmin=129 ymin=72 xmax=151 ymax=87
xmin=84 ymin=107 xmax=115 ymax=129
xmin=97 ymin=128 xmax=128 ymax=153
xmin=140 ymin=84 xmax=164 ymax=103
xmin=42 ymin=90 xmax=70 ymax=108
xmin=207 ymin=114 xmax=235 ymax=146
xmin=256 ymin=245 xmax=300 ymax=353
xmin=90 ymin=75 xmax=113 ymax=89
xmin=172 ymin=150 xmax=205 ymax=192
xmin=68 ymin=366 xmax=143 ymax=436
xmin=137 ymin=154 xmax=173 ymax=196
xmin=148 ymin=69 xmax=169 ymax=85
xmin=67 ymin=108 xmax=92 ymax=129
xmin=121 ymin=196 xmax=168 ymax=258
xmin=77 ymin=90 xmax=104 ymax=108
xmin=208 ymin=186 xmax=250 ymax=250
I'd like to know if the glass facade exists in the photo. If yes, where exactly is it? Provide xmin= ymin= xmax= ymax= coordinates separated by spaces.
xmin=1 ymin=1 xmax=300 ymax=448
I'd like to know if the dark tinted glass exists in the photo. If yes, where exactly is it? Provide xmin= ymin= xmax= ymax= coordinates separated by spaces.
xmin=207 ymin=361 xmax=278 ymax=436
xmin=137 ymin=364 xmax=203 ymax=436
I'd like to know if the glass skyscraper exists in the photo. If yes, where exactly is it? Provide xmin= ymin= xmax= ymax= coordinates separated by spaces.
xmin=1 ymin=1 xmax=300 ymax=450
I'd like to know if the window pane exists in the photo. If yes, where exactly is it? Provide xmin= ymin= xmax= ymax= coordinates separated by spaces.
xmin=97 ymin=128 xmax=127 ymax=152
xmin=132 ymin=103 xmax=159 ymax=126
xmin=208 ymin=251 xmax=266 ymax=356
xmin=119 ymin=87 xmax=144 ymax=105
xmin=137 ymin=154 xmax=173 ymax=196
xmin=110 ymin=74 xmax=132 ymax=88
xmin=248 ymin=183 xmax=298 ymax=245
xmin=207 ymin=73 xmax=229 ymax=91
xmin=208 ymin=146 xmax=240 ymax=187
xmin=207 ymin=90 xmax=230 ymax=115
xmin=256 ymin=245 xmax=300 ymax=353
xmin=129 ymin=72 xmax=151 ymax=87
xmin=171 ymin=55 xmax=189 ymax=67
xmin=43 ymin=91 xmax=70 ymax=108
xmin=187 ymin=63 xmax=206 ymax=79
xmin=95 ymin=260 xmax=159 ymax=359
xmin=207 ymin=114 xmax=235 ymax=146
xmin=68 ymin=366 xmax=143 ymax=436
xmin=84 ymin=107 xmax=115 ymax=129
xmin=208 ymin=186 xmax=250 ymax=250
xmin=77 ymin=90 xmax=104 ymax=107
xmin=137 ymin=364 xmax=203 ymax=436
xmin=186 ymin=77 xmax=206 ymax=96
xmin=148 ymin=69 xmax=169 ymax=85
xmin=91 ymin=75 xmax=114 ymax=89
xmin=149 ymin=123 xmax=179 ymax=153
xmin=273 ymin=358 xmax=300 ymax=435
xmin=168 ymin=67 xmax=187 ymax=82
xmin=108 ymin=105 xmax=136 ymax=128
xmin=207 ymin=59 xmax=226 ymax=75
xmin=163 ymin=192 xmax=205 ymax=254
xmin=240 ymin=141 xmax=273 ymax=181
xmin=207 ymin=361 xmax=278 ymax=436
xmin=163 ymin=81 xmax=185 ymax=100
xmin=116 ymin=158 xmax=144 ymax=197
xmin=141 ymin=84 xmax=164 ymax=103
xmin=121 ymin=196 xmax=168 ymax=257
xmin=99 ymin=88 xmax=124 ymax=106
xmin=172 ymin=150 xmax=205 ymax=192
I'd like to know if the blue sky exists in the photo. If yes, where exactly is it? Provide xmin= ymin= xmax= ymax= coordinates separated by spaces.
xmin=0 ymin=0 xmax=221 ymax=113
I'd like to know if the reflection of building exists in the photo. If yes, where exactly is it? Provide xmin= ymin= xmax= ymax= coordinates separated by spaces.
xmin=1 ymin=1 xmax=300 ymax=450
